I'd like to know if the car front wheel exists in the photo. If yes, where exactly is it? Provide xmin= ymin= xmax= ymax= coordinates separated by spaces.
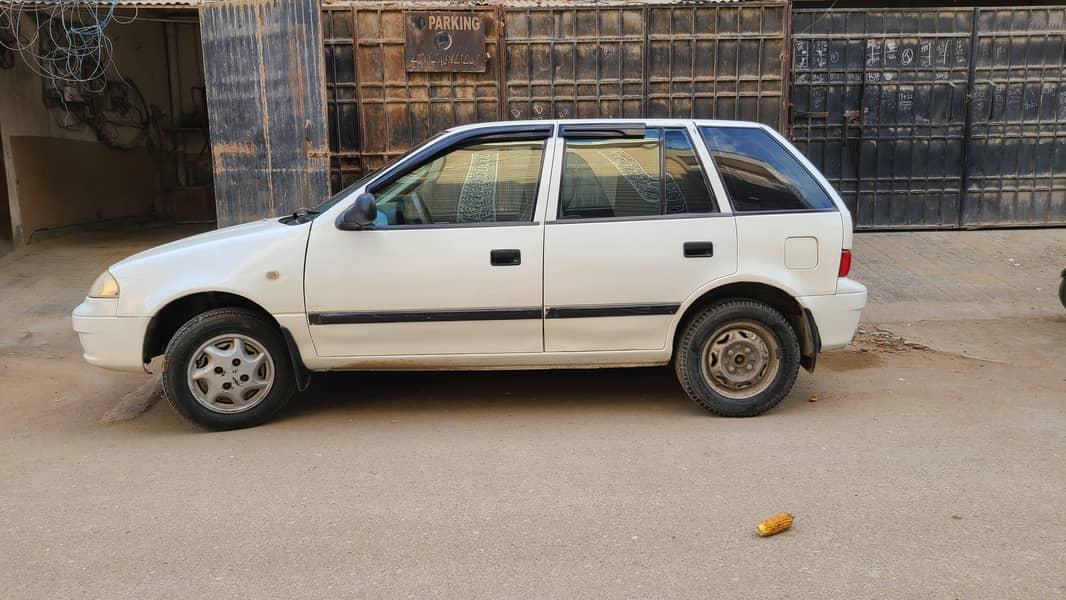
xmin=674 ymin=299 xmax=801 ymax=417
xmin=162 ymin=308 xmax=295 ymax=430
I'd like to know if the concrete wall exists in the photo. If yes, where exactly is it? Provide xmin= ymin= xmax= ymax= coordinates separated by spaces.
xmin=0 ymin=14 xmax=174 ymax=242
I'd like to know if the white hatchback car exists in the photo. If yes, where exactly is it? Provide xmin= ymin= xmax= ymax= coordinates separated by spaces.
xmin=73 ymin=119 xmax=866 ymax=429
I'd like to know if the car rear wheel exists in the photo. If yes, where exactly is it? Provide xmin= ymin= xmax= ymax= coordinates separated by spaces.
xmin=675 ymin=299 xmax=800 ymax=417
xmin=162 ymin=308 xmax=294 ymax=430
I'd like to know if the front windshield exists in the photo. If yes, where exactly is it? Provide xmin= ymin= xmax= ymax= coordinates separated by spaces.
xmin=313 ymin=131 xmax=450 ymax=214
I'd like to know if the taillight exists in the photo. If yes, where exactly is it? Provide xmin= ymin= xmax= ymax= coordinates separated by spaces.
xmin=838 ymin=249 xmax=852 ymax=277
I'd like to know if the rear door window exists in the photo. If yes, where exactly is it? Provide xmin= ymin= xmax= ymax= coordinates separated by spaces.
xmin=699 ymin=126 xmax=834 ymax=212
xmin=559 ymin=128 xmax=718 ymax=220
xmin=663 ymin=128 xmax=717 ymax=215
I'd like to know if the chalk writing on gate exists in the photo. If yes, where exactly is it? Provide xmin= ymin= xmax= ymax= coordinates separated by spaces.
xmin=794 ymin=41 xmax=810 ymax=69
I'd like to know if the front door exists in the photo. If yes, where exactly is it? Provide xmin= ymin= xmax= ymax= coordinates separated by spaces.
xmin=304 ymin=127 xmax=553 ymax=357
xmin=543 ymin=123 xmax=738 ymax=352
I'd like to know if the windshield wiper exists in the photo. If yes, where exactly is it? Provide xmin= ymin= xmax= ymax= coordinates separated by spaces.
xmin=287 ymin=207 xmax=320 ymax=223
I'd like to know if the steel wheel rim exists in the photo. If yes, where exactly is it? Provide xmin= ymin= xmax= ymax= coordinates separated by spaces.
xmin=186 ymin=334 xmax=275 ymax=414
xmin=700 ymin=320 xmax=780 ymax=400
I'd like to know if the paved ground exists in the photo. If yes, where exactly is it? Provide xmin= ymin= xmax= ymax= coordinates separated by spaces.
xmin=854 ymin=229 xmax=1066 ymax=366
xmin=1 ymin=224 xmax=1064 ymax=599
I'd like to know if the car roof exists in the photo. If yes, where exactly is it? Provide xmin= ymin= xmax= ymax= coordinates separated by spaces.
xmin=446 ymin=118 xmax=768 ymax=134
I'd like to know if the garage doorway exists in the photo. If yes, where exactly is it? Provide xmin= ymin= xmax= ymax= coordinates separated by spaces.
xmin=157 ymin=8 xmax=216 ymax=225
xmin=0 ymin=5 xmax=215 ymax=243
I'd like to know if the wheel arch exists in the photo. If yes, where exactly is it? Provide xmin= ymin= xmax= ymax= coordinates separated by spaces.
xmin=143 ymin=291 xmax=312 ymax=390
xmin=142 ymin=291 xmax=278 ymax=364
xmin=671 ymin=281 xmax=820 ymax=372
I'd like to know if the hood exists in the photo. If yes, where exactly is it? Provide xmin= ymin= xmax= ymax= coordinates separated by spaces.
xmin=113 ymin=218 xmax=288 ymax=272
xmin=106 ymin=216 xmax=312 ymax=318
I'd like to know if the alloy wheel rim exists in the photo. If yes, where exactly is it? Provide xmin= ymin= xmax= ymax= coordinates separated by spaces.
xmin=186 ymin=334 xmax=275 ymax=414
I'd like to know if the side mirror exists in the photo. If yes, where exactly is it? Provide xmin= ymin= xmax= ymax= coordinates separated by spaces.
xmin=336 ymin=192 xmax=378 ymax=231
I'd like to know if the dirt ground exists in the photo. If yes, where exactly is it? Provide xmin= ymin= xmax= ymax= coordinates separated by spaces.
xmin=1 ymin=224 xmax=1064 ymax=599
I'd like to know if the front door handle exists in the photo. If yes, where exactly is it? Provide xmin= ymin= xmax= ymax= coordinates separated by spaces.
xmin=683 ymin=241 xmax=714 ymax=258
xmin=490 ymin=249 xmax=521 ymax=266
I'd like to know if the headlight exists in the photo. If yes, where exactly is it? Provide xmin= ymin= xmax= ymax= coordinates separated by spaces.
xmin=88 ymin=270 xmax=120 ymax=298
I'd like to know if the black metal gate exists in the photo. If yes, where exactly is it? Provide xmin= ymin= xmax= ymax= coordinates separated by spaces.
xmin=792 ymin=6 xmax=1066 ymax=230
xmin=790 ymin=8 xmax=973 ymax=229
xmin=965 ymin=6 xmax=1066 ymax=226
xmin=201 ymin=0 xmax=331 ymax=227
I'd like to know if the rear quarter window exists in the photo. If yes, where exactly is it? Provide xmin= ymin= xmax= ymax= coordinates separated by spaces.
xmin=699 ymin=126 xmax=834 ymax=212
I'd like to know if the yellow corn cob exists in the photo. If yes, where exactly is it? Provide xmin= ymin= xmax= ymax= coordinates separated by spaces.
xmin=756 ymin=512 xmax=794 ymax=537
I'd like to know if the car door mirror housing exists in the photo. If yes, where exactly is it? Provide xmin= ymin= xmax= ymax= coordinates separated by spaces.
xmin=336 ymin=193 xmax=378 ymax=230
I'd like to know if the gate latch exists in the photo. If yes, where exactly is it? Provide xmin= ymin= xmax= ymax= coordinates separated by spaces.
xmin=842 ymin=110 xmax=862 ymax=145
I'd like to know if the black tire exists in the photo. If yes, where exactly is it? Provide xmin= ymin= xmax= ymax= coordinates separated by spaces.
xmin=674 ymin=299 xmax=801 ymax=417
xmin=1059 ymin=275 xmax=1066 ymax=310
xmin=162 ymin=308 xmax=295 ymax=430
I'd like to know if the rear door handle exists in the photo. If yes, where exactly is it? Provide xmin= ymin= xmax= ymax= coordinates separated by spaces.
xmin=490 ymin=249 xmax=521 ymax=266
xmin=683 ymin=241 xmax=714 ymax=258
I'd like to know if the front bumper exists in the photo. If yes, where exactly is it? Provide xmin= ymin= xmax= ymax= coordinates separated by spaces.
xmin=798 ymin=278 xmax=868 ymax=351
xmin=71 ymin=298 xmax=149 ymax=372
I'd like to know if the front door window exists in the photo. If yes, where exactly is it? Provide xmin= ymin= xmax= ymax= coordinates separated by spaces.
xmin=370 ymin=140 xmax=546 ymax=226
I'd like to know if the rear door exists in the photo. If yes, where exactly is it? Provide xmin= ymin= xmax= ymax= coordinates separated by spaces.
xmin=543 ymin=122 xmax=738 ymax=352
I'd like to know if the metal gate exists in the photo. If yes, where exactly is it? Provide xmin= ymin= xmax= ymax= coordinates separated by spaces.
xmin=324 ymin=1 xmax=789 ymax=192
xmin=201 ymin=0 xmax=330 ymax=226
xmin=792 ymin=6 xmax=1066 ymax=230
xmin=503 ymin=3 xmax=787 ymax=124
xmin=790 ymin=8 xmax=973 ymax=229
xmin=643 ymin=3 xmax=787 ymax=125
xmin=503 ymin=6 xmax=645 ymax=121
xmin=965 ymin=6 xmax=1066 ymax=226
xmin=323 ymin=6 xmax=502 ymax=189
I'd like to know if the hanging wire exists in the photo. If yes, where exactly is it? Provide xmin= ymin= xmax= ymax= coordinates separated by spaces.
xmin=0 ymin=0 xmax=137 ymax=93
xmin=0 ymin=1 xmax=161 ymax=152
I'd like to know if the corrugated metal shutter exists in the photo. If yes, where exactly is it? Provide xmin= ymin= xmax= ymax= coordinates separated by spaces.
xmin=201 ymin=0 xmax=330 ymax=226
